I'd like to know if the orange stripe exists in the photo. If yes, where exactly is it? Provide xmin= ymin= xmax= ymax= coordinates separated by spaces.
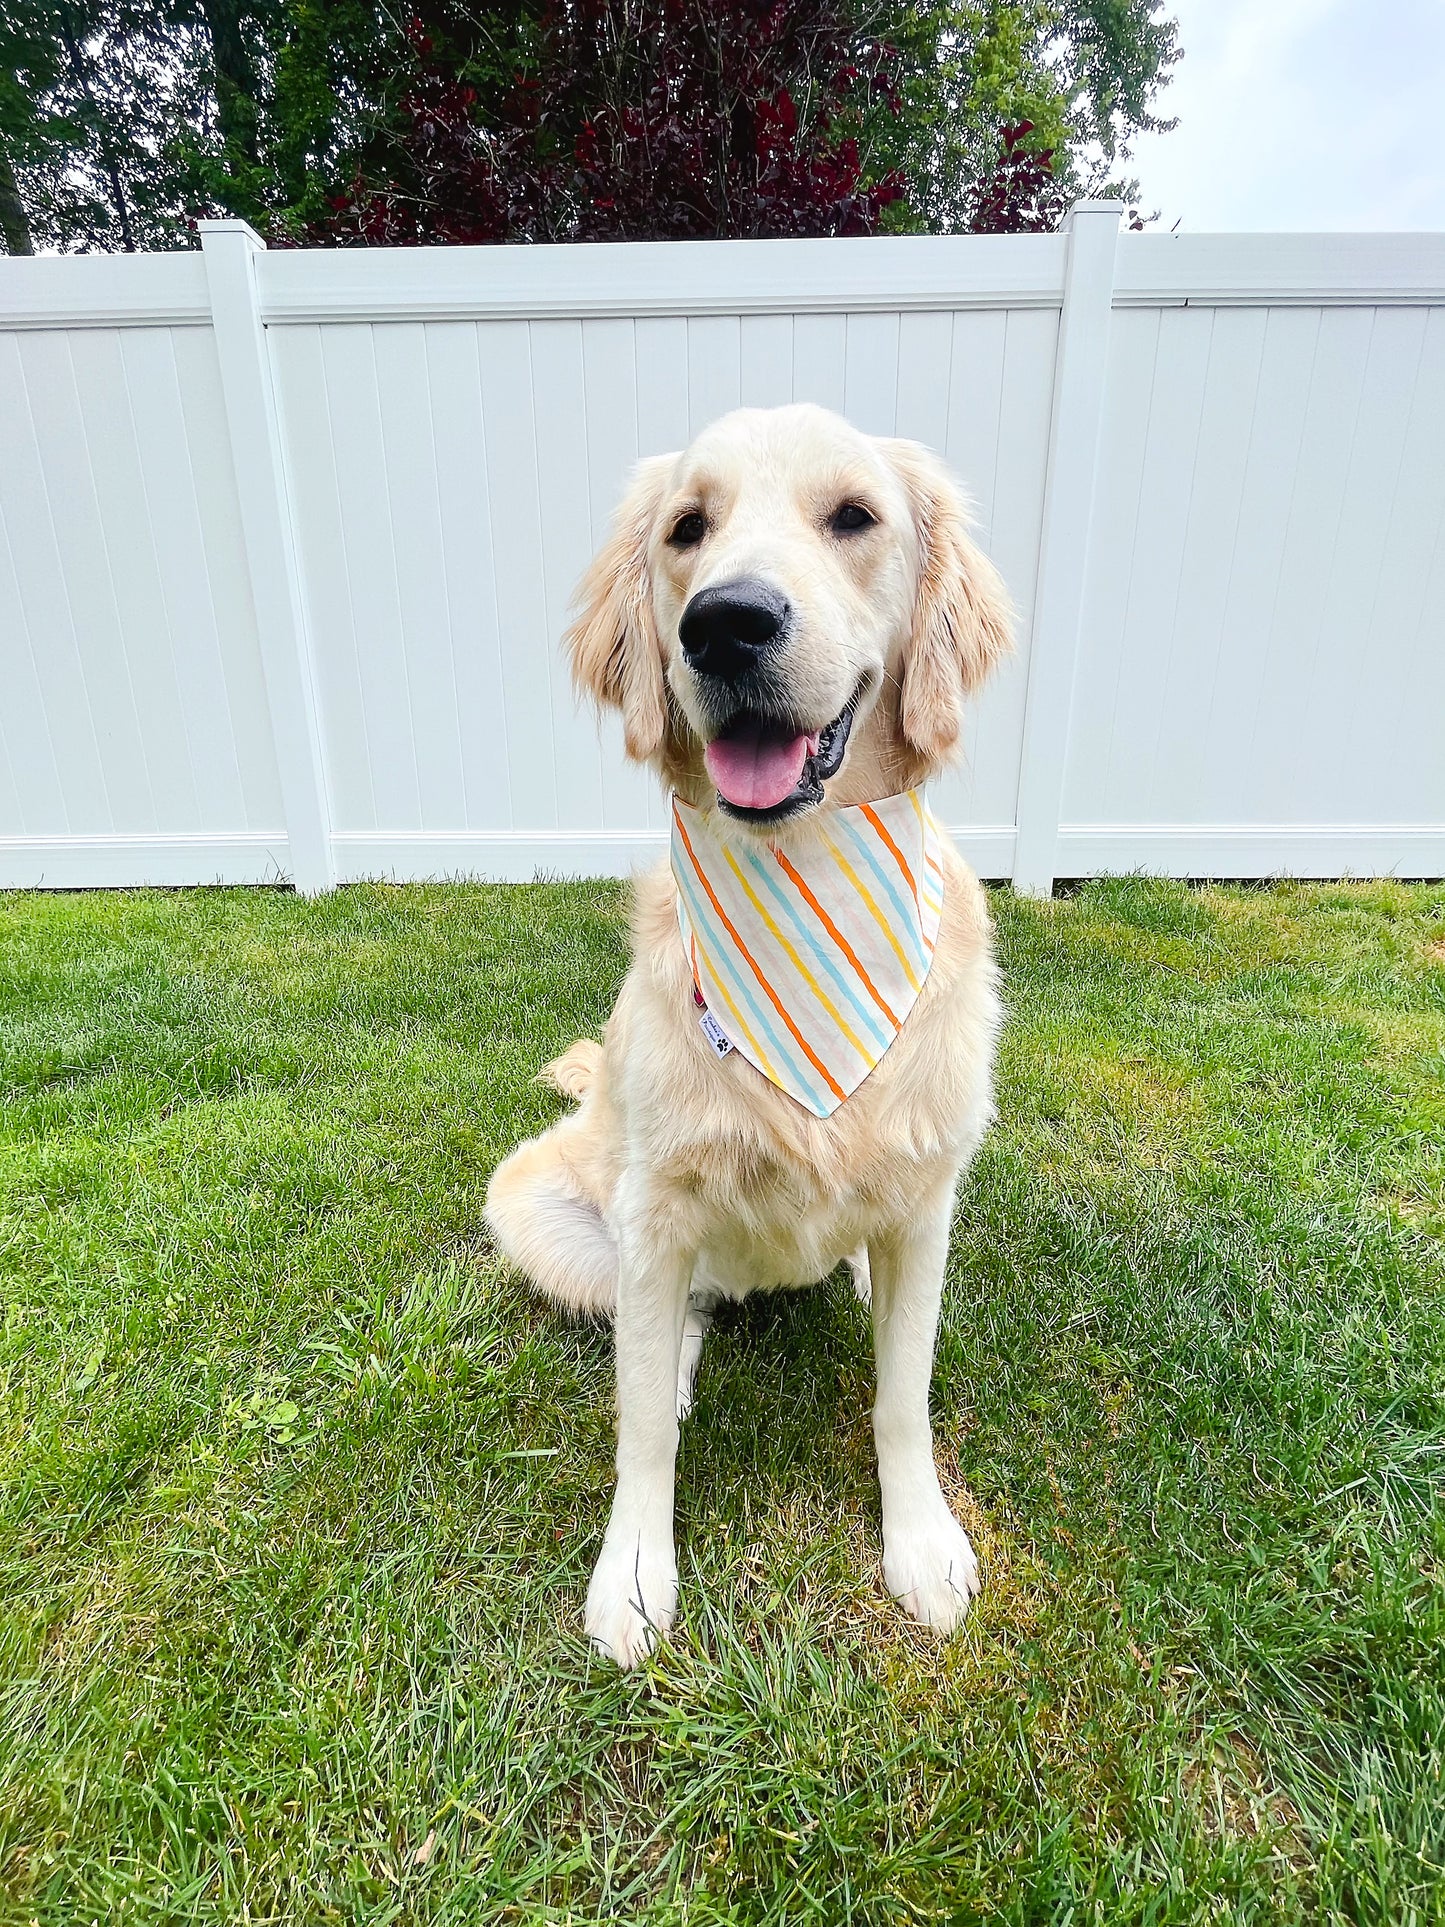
xmin=860 ymin=801 xmax=920 ymax=912
xmin=772 ymin=847 xmax=900 ymax=1029
xmin=674 ymin=812 xmax=848 ymax=1104
xmin=915 ymin=797 xmax=943 ymax=946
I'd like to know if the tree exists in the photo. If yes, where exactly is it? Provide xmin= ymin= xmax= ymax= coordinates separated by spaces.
xmin=879 ymin=1 xmax=1180 ymax=233
xmin=0 ymin=0 xmax=211 ymax=251
xmin=306 ymin=0 xmax=1178 ymax=246
xmin=0 ymin=0 xmax=1179 ymax=253
xmin=0 ymin=0 xmax=536 ymax=250
xmin=312 ymin=1 xmax=906 ymax=245
xmin=0 ymin=136 xmax=30 ymax=251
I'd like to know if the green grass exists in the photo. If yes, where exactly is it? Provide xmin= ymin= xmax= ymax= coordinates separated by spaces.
xmin=0 ymin=876 xmax=1442 ymax=1925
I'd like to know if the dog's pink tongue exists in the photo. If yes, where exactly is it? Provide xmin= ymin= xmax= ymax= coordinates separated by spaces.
xmin=705 ymin=723 xmax=811 ymax=811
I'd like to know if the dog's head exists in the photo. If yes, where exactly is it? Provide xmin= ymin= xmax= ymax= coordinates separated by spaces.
xmin=565 ymin=403 xmax=1012 ymax=827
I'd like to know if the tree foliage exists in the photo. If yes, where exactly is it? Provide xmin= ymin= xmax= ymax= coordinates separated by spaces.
xmin=885 ymin=0 xmax=1180 ymax=232
xmin=0 ymin=0 xmax=418 ymax=250
xmin=0 ymin=0 xmax=206 ymax=251
xmin=0 ymin=0 xmax=1179 ymax=254
xmin=317 ymin=2 xmax=907 ymax=245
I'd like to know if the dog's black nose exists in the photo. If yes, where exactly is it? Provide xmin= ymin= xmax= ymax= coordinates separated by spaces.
xmin=678 ymin=578 xmax=790 ymax=679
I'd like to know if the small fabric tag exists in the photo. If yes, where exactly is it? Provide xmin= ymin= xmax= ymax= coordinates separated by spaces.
xmin=699 ymin=1009 xmax=735 ymax=1058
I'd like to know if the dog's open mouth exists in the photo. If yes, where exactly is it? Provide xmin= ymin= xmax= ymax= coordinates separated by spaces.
xmin=704 ymin=688 xmax=862 ymax=822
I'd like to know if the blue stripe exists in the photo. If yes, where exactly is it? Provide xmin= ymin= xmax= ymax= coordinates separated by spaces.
xmin=747 ymin=853 xmax=893 ymax=1056
xmin=838 ymin=816 xmax=930 ymax=971
xmin=674 ymin=868 xmax=821 ymax=1101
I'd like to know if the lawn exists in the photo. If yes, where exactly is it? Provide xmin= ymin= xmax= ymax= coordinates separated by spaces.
xmin=0 ymin=874 xmax=1442 ymax=1924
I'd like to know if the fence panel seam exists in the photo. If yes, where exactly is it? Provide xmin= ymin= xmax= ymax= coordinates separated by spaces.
xmin=199 ymin=219 xmax=334 ymax=893
xmin=1011 ymin=202 xmax=1121 ymax=897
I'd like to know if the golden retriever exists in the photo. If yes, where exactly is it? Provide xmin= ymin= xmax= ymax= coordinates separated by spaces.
xmin=486 ymin=402 xmax=1012 ymax=1665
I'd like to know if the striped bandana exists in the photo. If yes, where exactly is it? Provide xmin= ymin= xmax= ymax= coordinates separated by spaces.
xmin=670 ymin=789 xmax=945 ymax=1118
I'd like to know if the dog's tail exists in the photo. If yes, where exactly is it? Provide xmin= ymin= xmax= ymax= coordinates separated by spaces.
xmin=485 ymin=1037 xmax=617 ymax=1319
xmin=485 ymin=1139 xmax=617 ymax=1319
xmin=538 ymin=1037 xmax=603 ymax=1102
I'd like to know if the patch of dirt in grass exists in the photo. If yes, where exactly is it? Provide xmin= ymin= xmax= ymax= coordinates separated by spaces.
xmin=1333 ymin=1004 xmax=1445 ymax=1057
xmin=1088 ymin=1056 xmax=1212 ymax=1159
xmin=934 ymin=1440 xmax=1046 ymax=1632
xmin=1018 ymin=1047 xmax=1214 ymax=1191
xmin=1068 ymin=922 xmax=1228 ymax=980
xmin=1183 ymin=1732 xmax=1309 ymax=1867
xmin=1197 ymin=890 xmax=1363 ymax=968
xmin=1377 ymin=1184 xmax=1445 ymax=1232
xmin=695 ymin=1418 xmax=1057 ymax=1679
xmin=859 ymin=1445 xmax=1067 ymax=1697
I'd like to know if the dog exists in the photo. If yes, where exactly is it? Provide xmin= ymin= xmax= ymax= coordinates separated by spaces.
xmin=486 ymin=402 xmax=1013 ymax=1665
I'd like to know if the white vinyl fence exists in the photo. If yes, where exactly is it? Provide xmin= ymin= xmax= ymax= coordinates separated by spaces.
xmin=2 ymin=207 xmax=1442 ymax=895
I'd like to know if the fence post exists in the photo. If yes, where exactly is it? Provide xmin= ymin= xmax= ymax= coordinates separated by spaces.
xmin=1011 ymin=201 xmax=1120 ymax=898
xmin=199 ymin=219 xmax=335 ymax=894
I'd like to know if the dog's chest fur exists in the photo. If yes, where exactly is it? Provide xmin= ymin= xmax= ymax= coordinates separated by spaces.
xmin=605 ymin=843 xmax=1001 ymax=1287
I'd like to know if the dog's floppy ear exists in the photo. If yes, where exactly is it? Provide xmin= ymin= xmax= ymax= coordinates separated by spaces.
xmin=564 ymin=453 xmax=676 ymax=762
xmin=883 ymin=438 xmax=1014 ymax=764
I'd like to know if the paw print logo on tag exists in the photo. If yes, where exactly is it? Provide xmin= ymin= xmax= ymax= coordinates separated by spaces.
xmin=698 ymin=1009 xmax=735 ymax=1058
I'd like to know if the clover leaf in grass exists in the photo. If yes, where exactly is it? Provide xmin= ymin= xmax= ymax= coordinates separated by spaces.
xmin=231 ymin=1387 xmax=304 ymax=1444
xmin=74 ymin=1344 xmax=107 ymax=1393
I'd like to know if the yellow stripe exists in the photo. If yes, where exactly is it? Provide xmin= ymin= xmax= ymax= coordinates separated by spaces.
xmin=721 ymin=846 xmax=872 ymax=1065
xmin=677 ymin=809 xmax=847 ymax=1104
xmin=692 ymin=927 xmax=786 ymax=1086
xmin=826 ymin=838 xmax=921 ymax=993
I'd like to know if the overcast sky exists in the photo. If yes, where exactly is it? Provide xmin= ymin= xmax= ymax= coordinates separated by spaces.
xmin=1124 ymin=0 xmax=1445 ymax=231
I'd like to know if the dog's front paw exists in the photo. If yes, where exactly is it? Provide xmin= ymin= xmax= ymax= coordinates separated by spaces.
xmin=584 ymin=1530 xmax=678 ymax=1667
xmin=883 ymin=1505 xmax=980 ymax=1633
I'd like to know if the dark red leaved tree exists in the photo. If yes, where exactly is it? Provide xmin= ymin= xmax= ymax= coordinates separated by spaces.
xmin=968 ymin=122 xmax=1069 ymax=235
xmin=311 ymin=0 xmax=905 ymax=245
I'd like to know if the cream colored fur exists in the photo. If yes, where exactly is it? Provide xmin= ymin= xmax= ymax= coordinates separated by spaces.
xmin=485 ymin=404 xmax=1012 ymax=1665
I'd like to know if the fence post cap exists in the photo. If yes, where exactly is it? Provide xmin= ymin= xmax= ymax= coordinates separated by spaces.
xmin=197 ymin=218 xmax=267 ymax=249
xmin=1066 ymin=200 xmax=1124 ymax=225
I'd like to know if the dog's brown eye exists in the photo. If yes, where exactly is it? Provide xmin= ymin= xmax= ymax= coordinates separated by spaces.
xmin=830 ymin=501 xmax=876 ymax=535
xmin=668 ymin=511 xmax=708 ymax=548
